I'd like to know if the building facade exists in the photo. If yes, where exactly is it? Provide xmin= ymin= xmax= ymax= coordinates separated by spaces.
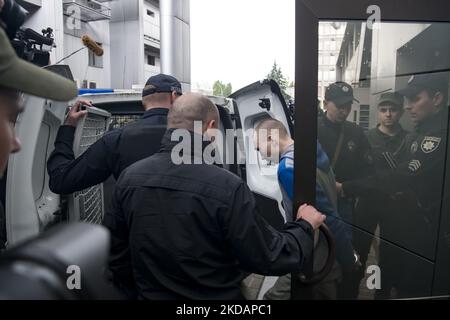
xmin=17 ymin=0 xmax=190 ymax=90
xmin=334 ymin=21 xmax=440 ymax=131
xmin=318 ymin=21 xmax=346 ymax=106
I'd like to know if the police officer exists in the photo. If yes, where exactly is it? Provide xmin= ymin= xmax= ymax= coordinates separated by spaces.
xmin=318 ymin=81 xmax=372 ymax=298
xmin=104 ymin=92 xmax=326 ymax=300
xmin=319 ymin=82 xmax=373 ymax=184
xmin=367 ymin=92 xmax=409 ymax=169
xmin=46 ymin=74 xmax=182 ymax=195
xmin=356 ymin=91 xmax=409 ymax=298
xmin=339 ymin=73 xmax=449 ymax=295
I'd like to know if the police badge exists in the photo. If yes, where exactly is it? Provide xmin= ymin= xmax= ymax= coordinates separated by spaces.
xmin=421 ymin=136 xmax=441 ymax=154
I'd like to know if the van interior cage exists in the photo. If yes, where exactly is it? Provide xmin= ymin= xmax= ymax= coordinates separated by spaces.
xmin=109 ymin=114 xmax=142 ymax=130
xmin=69 ymin=107 xmax=111 ymax=224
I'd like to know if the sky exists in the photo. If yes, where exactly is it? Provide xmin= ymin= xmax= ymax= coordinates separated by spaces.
xmin=190 ymin=0 xmax=295 ymax=92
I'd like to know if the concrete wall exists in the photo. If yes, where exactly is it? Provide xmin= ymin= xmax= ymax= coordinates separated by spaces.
xmin=144 ymin=0 xmax=161 ymax=44
xmin=110 ymin=0 xmax=145 ymax=89
xmin=338 ymin=22 xmax=430 ymax=129
xmin=110 ymin=20 xmax=145 ymax=89
xmin=160 ymin=0 xmax=191 ymax=91
xmin=22 ymin=0 xmax=112 ymax=88
xmin=20 ymin=0 xmax=188 ymax=90
xmin=369 ymin=23 xmax=429 ymax=129
xmin=63 ymin=18 xmax=112 ymax=88
xmin=22 ymin=0 xmax=65 ymax=63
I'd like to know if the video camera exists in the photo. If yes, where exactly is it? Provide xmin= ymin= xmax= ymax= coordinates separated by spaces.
xmin=0 ymin=0 xmax=56 ymax=67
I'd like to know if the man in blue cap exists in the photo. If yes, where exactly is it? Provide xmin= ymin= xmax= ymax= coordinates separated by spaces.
xmin=47 ymin=73 xmax=182 ymax=194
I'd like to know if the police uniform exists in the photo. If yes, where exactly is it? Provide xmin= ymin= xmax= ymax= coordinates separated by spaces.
xmin=318 ymin=82 xmax=374 ymax=299
xmin=356 ymin=92 xmax=409 ymax=298
xmin=342 ymin=73 xmax=449 ymax=261
xmin=105 ymin=129 xmax=315 ymax=300
xmin=318 ymin=83 xmax=373 ymax=231
xmin=366 ymin=92 xmax=409 ymax=171
xmin=318 ymin=82 xmax=373 ymax=184
xmin=367 ymin=125 xmax=408 ymax=170
xmin=318 ymin=115 xmax=374 ymax=182
xmin=47 ymin=74 xmax=182 ymax=195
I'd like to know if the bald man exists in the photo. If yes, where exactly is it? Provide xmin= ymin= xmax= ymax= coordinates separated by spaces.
xmin=104 ymin=93 xmax=325 ymax=300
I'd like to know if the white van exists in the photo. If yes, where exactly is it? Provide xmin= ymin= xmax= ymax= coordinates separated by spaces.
xmin=4 ymin=80 xmax=293 ymax=247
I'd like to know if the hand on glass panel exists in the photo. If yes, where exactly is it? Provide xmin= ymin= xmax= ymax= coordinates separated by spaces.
xmin=297 ymin=204 xmax=326 ymax=230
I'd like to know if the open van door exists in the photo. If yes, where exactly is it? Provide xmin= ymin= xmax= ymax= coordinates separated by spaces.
xmin=5 ymin=96 xmax=110 ymax=246
xmin=230 ymin=79 xmax=294 ymax=227
xmin=231 ymin=80 xmax=336 ymax=298
xmin=6 ymin=97 xmax=69 ymax=245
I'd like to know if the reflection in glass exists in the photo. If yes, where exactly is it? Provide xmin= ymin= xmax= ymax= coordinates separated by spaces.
xmin=317 ymin=21 xmax=450 ymax=299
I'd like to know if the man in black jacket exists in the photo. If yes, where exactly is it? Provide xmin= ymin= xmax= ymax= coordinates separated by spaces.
xmin=105 ymin=92 xmax=326 ymax=300
xmin=47 ymin=74 xmax=182 ymax=194
xmin=318 ymin=82 xmax=373 ymax=298
xmin=339 ymin=73 xmax=449 ymax=277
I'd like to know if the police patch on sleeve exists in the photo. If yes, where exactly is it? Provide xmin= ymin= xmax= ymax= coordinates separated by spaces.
xmin=421 ymin=136 xmax=441 ymax=154
xmin=408 ymin=159 xmax=421 ymax=172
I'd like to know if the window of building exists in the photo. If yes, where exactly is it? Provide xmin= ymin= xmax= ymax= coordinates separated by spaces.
xmin=359 ymin=105 xmax=370 ymax=131
xmin=88 ymin=42 xmax=103 ymax=68
xmin=147 ymin=9 xmax=155 ymax=17
xmin=147 ymin=55 xmax=156 ymax=66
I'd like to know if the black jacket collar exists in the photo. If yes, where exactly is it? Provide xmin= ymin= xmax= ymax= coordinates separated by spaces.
xmin=142 ymin=108 xmax=169 ymax=119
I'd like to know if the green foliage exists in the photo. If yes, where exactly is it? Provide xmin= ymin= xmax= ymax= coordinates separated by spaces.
xmin=213 ymin=80 xmax=233 ymax=97
xmin=266 ymin=61 xmax=292 ymax=100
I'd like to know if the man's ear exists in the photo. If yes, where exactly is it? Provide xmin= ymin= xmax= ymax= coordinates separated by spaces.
xmin=207 ymin=119 xmax=216 ymax=130
xmin=433 ymin=92 xmax=444 ymax=107
xmin=170 ymin=91 xmax=178 ymax=104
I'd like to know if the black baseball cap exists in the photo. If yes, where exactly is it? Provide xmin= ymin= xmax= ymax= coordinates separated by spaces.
xmin=325 ymin=82 xmax=359 ymax=107
xmin=377 ymin=92 xmax=404 ymax=109
xmin=142 ymin=73 xmax=182 ymax=97
xmin=398 ymin=72 xmax=449 ymax=97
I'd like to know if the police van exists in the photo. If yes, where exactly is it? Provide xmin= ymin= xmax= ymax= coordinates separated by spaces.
xmin=3 ymin=0 xmax=450 ymax=300
xmin=3 ymin=79 xmax=297 ymax=298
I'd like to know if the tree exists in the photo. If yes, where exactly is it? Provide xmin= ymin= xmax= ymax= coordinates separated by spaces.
xmin=213 ymin=80 xmax=233 ymax=97
xmin=266 ymin=61 xmax=291 ymax=100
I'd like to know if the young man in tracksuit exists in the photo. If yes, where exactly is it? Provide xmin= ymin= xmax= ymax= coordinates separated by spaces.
xmin=254 ymin=118 xmax=357 ymax=299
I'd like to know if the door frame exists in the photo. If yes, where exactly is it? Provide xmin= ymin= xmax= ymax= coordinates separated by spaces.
xmin=294 ymin=0 xmax=450 ymax=299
